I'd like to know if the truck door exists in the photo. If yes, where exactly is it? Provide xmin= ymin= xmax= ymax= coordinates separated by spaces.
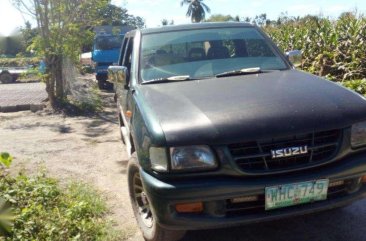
xmin=114 ymin=37 xmax=129 ymax=97
xmin=118 ymin=36 xmax=134 ymax=128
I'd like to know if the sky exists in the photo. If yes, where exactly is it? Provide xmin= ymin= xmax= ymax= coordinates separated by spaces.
xmin=0 ymin=0 xmax=365 ymax=36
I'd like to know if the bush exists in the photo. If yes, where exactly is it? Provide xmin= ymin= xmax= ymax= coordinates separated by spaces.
xmin=0 ymin=58 xmax=41 ymax=68
xmin=0 ymin=173 xmax=121 ymax=241
xmin=342 ymin=79 xmax=366 ymax=96
xmin=18 ymin=68 xmax=42 ymax=81
xmin=80 ymin=65 xmax=95 ymax=75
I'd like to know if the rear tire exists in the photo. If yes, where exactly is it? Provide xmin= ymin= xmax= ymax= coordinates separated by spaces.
xmin=128 ymin=153 xmax=186 ymax=241
xmin=0 ymin=71 xmax=14 ymax=84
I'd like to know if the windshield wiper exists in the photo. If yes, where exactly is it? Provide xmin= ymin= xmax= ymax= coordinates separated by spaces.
xmin=142 ymin=75 xmax=194 ymax=85
xmin=216 ymin=67 xmax=262 ymax=78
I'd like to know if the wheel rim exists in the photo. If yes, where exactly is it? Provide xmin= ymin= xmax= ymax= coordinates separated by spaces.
xmin=133 ymin=172 xmax=154 ymax=228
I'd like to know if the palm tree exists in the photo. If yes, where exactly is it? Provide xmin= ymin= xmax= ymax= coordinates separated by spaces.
xmin=181 ymin=0 xmax=210 ymax=23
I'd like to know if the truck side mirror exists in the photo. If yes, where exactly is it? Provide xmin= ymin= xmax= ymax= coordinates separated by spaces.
xmin=285 ymin=50 xmax=302 ymax=68
xmin=108 ymin=65 xmax=128 ymax=89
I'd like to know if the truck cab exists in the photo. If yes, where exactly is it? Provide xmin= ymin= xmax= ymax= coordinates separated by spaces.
xmin=92 ymin=26 xmax=134 ymax=89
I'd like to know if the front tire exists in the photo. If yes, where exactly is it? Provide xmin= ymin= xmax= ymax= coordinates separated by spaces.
xmin=96 ymin=74 xmax=107 ymax=89
xmin=97 ymin=79 xmax=106 ymax=89
xmin=128 ymin=153 xmax=186 ymax=241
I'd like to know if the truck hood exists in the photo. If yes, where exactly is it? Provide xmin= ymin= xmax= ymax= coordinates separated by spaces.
xmin=138 ymin=70 xmax=366 ymax=146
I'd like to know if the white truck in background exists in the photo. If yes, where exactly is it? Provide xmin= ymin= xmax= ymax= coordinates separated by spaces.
xmin=0 ymin=67 xmax=28 ymax=84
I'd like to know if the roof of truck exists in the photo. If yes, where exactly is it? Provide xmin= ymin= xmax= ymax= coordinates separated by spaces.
xmin=139 ymin=22 xmax=254 ymax=35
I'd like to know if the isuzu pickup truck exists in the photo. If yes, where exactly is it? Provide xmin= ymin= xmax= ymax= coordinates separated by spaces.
xmin=108 ymin=22 xmax=366 ymax=241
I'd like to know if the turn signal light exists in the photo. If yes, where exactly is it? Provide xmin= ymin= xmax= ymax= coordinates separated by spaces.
xmin=126 ymin=111 xmax=132 ymax=118
xmin=362 ymin=175 xmax=366 ymax=183
xmin=175 ymin=202 xmax=203 ymax=213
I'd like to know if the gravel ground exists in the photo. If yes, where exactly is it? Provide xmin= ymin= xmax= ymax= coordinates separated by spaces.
xmin=1 ymin=90 xmax=366 ymax=241
xmin=0 ymin=82 xmax=47 ymax=111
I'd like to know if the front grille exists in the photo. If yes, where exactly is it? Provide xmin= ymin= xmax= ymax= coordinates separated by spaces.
xmin=229 ymin=129 xmax=342 ymax=173
xmin=225 ymin=180 xmax=349 ymax=216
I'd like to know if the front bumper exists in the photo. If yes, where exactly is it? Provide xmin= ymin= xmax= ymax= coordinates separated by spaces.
xmin=141 ymin=152 xmax=366 ymax=231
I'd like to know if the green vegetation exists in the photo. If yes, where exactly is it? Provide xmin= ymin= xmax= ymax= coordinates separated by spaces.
xmin=0 ymin=153 xmax=14 ymax=236
xmin=0 ymin=57 xmax=41 ymax=81
xmin=0 ymin=197 xmax=13 ymax=237
xmin=205 ymin=14 xmax=240 ymax=22
xmin=0 ymin=175 xmax=122 ymax=241
xmin=64 ymin=86 xmax=103 ymax=114
xmin=0 ymin=21 xmax=36 ymax=57
xmin=98 ymin=4 xmax=145 ymax=28
xmin=342 ymin=79 xmax=366 ymax=96
xmin=161 ymin=19 xmax=175 ymax=26
xmin=0 ymin=35 xmax=23 ymax=57
xmin=11 ymin=0 xmax=145 ymax=108
xmin=0 ymin=153 xmax=13 ymax=169
xmin=0 ymin=57 xmax=40 ymax=68
xmin=264 ymin=13 xmax=366 ymax=81
xmin=0 ymin=153 xmax=124 ymax=241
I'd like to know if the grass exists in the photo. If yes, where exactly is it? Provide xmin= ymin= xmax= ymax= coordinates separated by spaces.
xmin=0 ymin=172 xmax=127 ymax=241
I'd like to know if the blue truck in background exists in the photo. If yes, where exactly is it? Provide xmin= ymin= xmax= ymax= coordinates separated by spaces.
xmin=92 ymin=26 xmax=133 ymax=89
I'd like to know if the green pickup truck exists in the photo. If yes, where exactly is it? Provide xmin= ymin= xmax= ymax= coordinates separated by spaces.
xmin=108 ymin=22 xmax=366 ymax=241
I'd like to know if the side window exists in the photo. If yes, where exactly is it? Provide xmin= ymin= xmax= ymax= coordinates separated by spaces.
xmin=122 ymin=37 xmax=134 ymax=82
xmin=118 ymin=37 xmax=129 ymax=66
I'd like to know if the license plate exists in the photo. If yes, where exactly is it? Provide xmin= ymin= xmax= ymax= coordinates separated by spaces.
xmin=265 ymin=179 xmax=329 ymax=210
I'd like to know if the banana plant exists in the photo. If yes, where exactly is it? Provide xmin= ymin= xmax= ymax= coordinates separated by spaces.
xmin=0 ymin=153 xmax=14 ymax=236
xmin=0 ymin=198 xmax=14 ymax=236
xmin=0 ymin=153 xmax=12 ymax=169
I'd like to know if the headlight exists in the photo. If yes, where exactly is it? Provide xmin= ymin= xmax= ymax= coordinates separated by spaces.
xmin=150 ymin=147 xmax=168 ymax=172
xmin=170 ymin=146 xmax=217 ymax=172
xmin=351 ymin=121 xmax=366 ymax=148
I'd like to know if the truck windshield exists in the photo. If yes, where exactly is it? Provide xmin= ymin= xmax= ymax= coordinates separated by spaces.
xmin=140 ymin=27 xmax=288 ymax=82
xmin=94 ymin=36 xmax=123 ymax=51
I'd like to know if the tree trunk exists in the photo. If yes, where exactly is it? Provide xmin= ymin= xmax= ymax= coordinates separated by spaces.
xmin=45 ymin=54 xmax=64 ymax=107
xmin=54 ymin=56 xmax=64 ymax=99
xmin=45 ymin=56 xmax=56 ymax=107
